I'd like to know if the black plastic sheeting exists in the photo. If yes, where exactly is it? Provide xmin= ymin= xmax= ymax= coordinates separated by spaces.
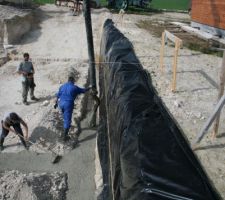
xmin=97 ymin=19 xmax=221 ymax=200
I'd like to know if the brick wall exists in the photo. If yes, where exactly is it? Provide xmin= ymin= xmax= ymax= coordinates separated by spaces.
xmin=191 ymin=0 xmax=225 ymax=30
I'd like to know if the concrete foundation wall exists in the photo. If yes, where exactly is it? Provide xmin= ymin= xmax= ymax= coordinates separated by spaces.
xmin=191 ymin=21 xmax=225 ymax=39
xmin=3 ymin=12 xmax=33 ymax=44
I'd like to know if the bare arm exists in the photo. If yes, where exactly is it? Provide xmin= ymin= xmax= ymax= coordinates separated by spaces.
xmin=2 ymin=122 xmax=16 ymax=134
xmin=20 ymin=119 xmax=28 ymax=141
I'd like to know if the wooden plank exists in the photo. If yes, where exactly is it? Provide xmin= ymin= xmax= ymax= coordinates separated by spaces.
xmin=160 ymin=31 xmax=165 ymax=73
xmin=171 ymin=40 xmax=180 ymax=92
xmin=212 ymin=51 xmax=225 ymax=138
xmin=193 ymin=92 xmax=225 ymax=145
xmin=165 ymin=30 xmax=183 ymax=47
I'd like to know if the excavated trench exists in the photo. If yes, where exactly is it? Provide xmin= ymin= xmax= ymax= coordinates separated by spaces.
xmin=0 ymin=4 xmax=223 ymax=200
xmin=0 ymin=63 xmax=96 ymax=200
xmin=0 ymin=5 xmax=100 ymax=199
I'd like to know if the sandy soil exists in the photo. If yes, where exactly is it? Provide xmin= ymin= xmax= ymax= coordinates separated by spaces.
xmin=1 ymin=4 xmax=224 ymax=199
xmin=115 ymin=12 xmax=225 ymax=198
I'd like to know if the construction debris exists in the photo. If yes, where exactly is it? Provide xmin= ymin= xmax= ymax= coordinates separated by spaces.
xmin=0 ymin=170 xmax=68 ymax=200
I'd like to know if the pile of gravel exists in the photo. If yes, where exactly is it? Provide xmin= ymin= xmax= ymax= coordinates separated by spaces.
xmin=0 ymin=170 xmax=68 ymax=200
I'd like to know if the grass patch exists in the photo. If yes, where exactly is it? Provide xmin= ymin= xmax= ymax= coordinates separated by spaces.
xmin=187 ymin=43 xmax=223 ymax=57
xmin=33 ymin=0 xmax=55 ymax=5
xmin=150 ymin=0 xmax=190 ymax=11
xmin=100 ymin=0 xmax=108 ymax=7
xmin=137 ymin=20 xmax=223 ymax=57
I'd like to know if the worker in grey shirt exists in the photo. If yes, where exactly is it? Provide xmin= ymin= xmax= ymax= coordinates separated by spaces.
xmin=17 ymin=53 xmax=38 ymax=105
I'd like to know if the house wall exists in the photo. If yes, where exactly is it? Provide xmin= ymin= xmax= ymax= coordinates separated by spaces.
xmin=191 ymin=0 xmax=225 ymax=38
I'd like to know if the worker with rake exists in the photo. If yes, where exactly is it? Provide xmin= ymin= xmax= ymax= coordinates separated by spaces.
xmin=54 ymin=76 xmax=90 ymax=141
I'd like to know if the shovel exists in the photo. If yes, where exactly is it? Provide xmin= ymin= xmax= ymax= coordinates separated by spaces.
xmin=16 ymin=133 xmax=62 ymax=164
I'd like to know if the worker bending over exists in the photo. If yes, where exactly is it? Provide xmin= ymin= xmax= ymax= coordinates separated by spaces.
xmin=0 ymin=112 xmax=28 ymax=151
xmin=55 ymin=76 xmax=90 ymax=141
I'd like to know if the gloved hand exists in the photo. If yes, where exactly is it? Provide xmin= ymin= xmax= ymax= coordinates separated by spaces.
xmin=54 ymin=103 xmax=58 ymax=109
xmin=86 ymin=86 xmax=92 ymax=91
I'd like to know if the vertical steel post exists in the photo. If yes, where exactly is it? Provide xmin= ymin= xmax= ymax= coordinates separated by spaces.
xmin=83 ymin=1 xmax=100 ymax=127
xmin=83 ymin=0 xmax=96 ymax=89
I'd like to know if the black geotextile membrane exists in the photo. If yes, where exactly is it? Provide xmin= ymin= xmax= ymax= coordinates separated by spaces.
xmin=97 ymin=19 xmax=221 ymax=200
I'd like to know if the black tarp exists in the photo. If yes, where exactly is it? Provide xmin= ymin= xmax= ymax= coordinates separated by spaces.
xmin=97 ymin=19 xmax=221 ymax=200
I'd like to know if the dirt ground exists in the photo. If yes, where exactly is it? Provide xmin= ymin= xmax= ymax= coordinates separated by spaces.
xmin=0 ymin=4 xmax=225 ymax=199
xmin=0 ymin=4 xmax=109 ymax=199
xmin=115 ymin=12 xmax=225 ymax=198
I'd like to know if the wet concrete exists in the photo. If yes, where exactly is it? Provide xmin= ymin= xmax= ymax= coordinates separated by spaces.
xmin=0 ymin=127 xmax=96 ymax=200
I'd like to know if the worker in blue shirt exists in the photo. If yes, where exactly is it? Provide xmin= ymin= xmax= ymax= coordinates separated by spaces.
xmin=55 ymin=76 xmax=90 ymax=141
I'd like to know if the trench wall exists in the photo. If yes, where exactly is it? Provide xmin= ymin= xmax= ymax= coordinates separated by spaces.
xmin=2 ymin=12 xmax=34 ymax=44
xmin=0 ymin=20 xmax=7 ymax=66
xmin=97 ymin=19 xmax=221 ymax=200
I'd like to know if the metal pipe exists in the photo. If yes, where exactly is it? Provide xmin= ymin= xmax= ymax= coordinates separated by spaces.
xmin=83 ymin=1 xmax=100 ymax=127
xmin=83 ymin=0 xmax=96 ymax=89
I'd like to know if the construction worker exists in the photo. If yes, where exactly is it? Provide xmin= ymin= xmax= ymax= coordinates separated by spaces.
xmin=54 ymin=76 xmax=90 ymax=141
xmin=0 ymin=112 xmax=28 ymax=151
xmin=17 ymin=53 xmax=38 ymax=105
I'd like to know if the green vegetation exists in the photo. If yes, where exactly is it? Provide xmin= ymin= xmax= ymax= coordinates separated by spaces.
xmin=33 ymin=0 xmax=55 ymax=5
xmin=33 ymin=0 xmax=189 ymax=11
xmin=137 ymin=20 xmax=223 ymax=57
xmin=150 ymin=0 xmax=190 ymax=11
xmin=100 ymin=0 xmax=108 ymax=7
xmin=187 ymin=43 xmax=223 ymax=57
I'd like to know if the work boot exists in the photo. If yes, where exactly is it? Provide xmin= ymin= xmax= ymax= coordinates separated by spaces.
xmin=63 ymin=128 xmax=70 ymax=142
xmin=64 ymin=135 xmax=71 ymax=142
xmin=23 ymin=101 xmax=29 ymax=105
xmin=31 ymin=96 xmax=39 ymax=101
xmin=24 ymin=145 xmax=29 ymax=151
xmin=73 ymin=134 xmax=79 ymax=146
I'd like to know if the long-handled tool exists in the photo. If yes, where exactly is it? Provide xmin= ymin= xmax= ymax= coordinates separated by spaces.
xmin=16 ymin=132 xmax=62 ymax=164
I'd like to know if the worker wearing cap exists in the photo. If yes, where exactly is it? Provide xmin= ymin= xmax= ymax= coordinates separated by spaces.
xmin=55 ymin=76 xmax=90 ymax=141
xmin=0 ymin=112 xmax=28 ymax=151
xmin=17 ymin=53 xmax=38 ymax=105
